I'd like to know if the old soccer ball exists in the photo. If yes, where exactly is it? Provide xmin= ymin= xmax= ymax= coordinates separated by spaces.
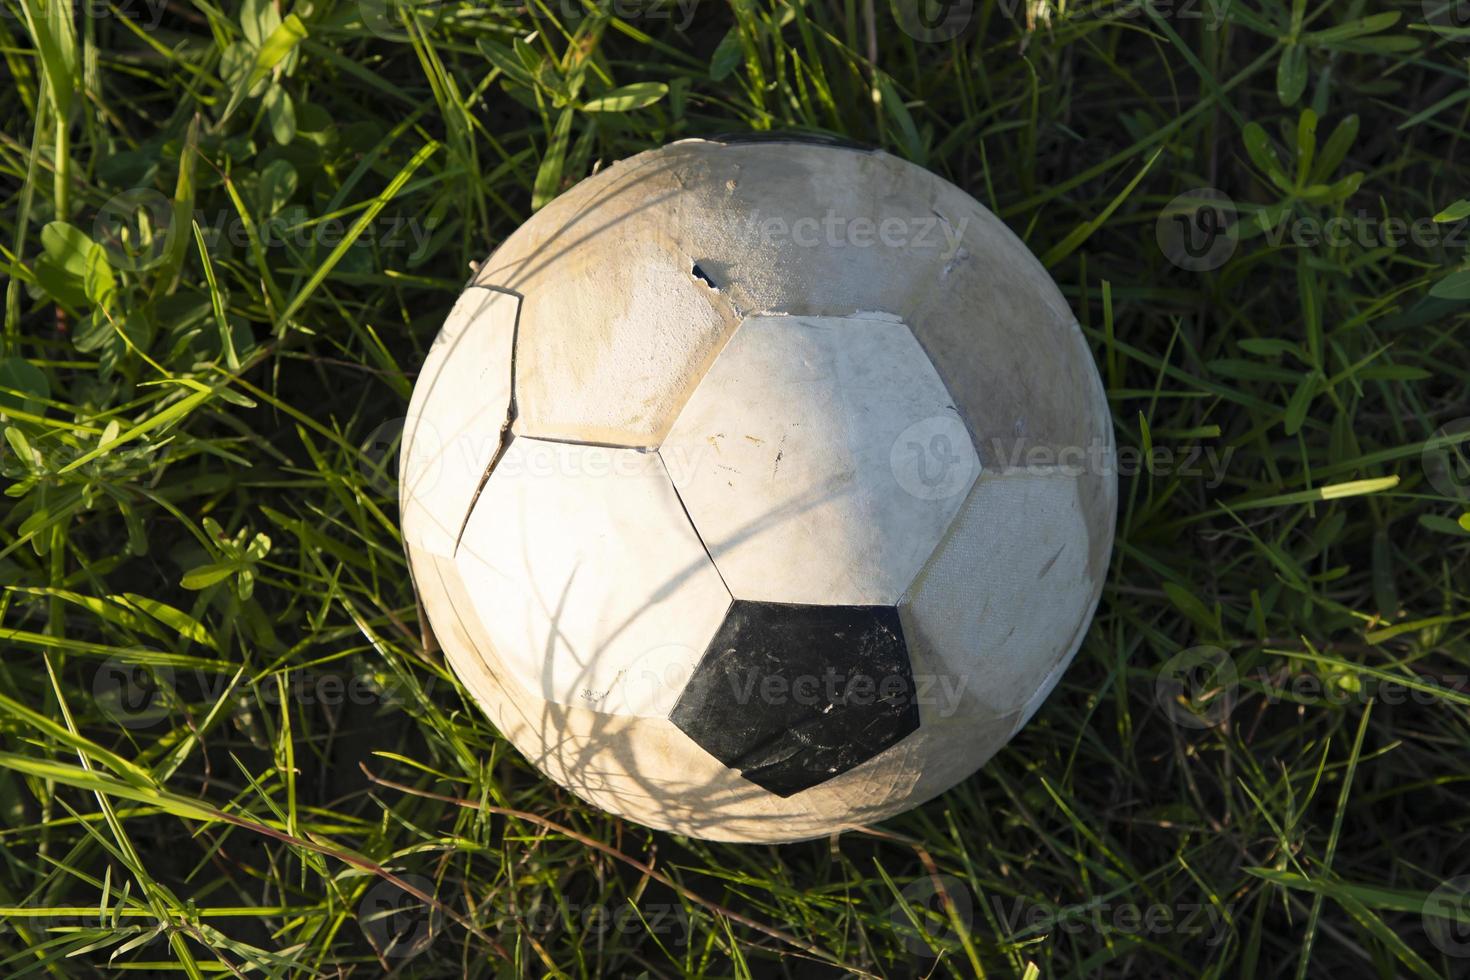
xmin=399 ymin=136 xmax=1115 ymax=843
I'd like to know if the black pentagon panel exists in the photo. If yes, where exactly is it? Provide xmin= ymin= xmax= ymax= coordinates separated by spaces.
xmin=669 ymin=601 xmax=919 ymax=797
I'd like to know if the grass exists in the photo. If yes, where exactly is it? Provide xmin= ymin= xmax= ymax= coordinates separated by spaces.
xmin=2 ymin=0 xmax=1469 ymax=975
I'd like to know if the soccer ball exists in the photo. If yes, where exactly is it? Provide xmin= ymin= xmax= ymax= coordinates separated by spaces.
xmin=399 ymin=137 xmax=1115 ymax=843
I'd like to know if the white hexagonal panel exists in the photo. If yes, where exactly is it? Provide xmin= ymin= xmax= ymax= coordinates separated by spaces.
xmin=452 ymin=436 xmax=731 ymax=717
xmin=898 ymin=471 xmax=1097 ymax=722
xmin=400 ymin=286 xmax=518 ymax=558
xmin=660 ymin=314 xmax=980 ymax=606
xmin=496 ymin=237 xmax=740 ymax=448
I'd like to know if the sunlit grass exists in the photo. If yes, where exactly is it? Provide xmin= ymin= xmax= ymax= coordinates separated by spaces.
xmin=1 ymin=0 xmax=1468 ymax=975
